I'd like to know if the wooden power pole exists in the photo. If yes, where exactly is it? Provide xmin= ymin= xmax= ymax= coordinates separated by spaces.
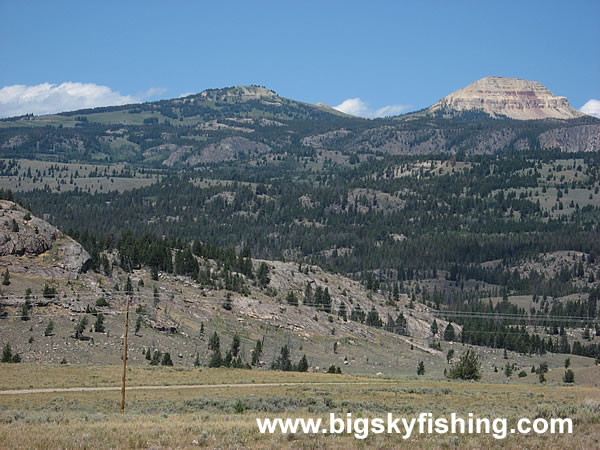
xmin=120 ymin=295 xmax=131 ymax=413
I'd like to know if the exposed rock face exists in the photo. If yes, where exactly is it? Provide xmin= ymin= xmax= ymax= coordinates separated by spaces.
xmin=193 ymin=137 xmax=271 ymax=164
xmin=429 ymin=77 xmax=585 ymax=120
xmin=538 ymin=124 xmax=600 ymax=152
xmin=0 ymin=200 xmax=90 ymax=277
xmin=195 ymin=85 xmax=279 ymax=103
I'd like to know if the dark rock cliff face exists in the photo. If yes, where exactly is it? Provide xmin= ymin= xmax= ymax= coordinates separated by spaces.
xmin=0 ymin=200 xmax=90 ymax=277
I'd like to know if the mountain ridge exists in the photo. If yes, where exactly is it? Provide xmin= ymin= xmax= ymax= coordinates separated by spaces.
xmin=0 ymin=78 xmax=599 ymax=165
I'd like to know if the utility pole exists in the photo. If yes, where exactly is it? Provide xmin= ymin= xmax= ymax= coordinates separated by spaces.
xmin=120 ymin=295 xmax=130 ymax=413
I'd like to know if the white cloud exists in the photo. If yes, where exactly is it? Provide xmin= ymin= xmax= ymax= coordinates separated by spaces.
xmin=580 ymin=99 xmax=600 ymax=118
xmin=141 ymin=87 xmax=167 ymax=98
xmin=0 ymin=82 xmax=166 ymax=118
xmin=334 ymin=97 xmax=410 ymax=118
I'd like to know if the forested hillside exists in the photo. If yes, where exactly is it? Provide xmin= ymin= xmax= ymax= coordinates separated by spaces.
xmin=1 ymin=84 xmax=599 ymax=370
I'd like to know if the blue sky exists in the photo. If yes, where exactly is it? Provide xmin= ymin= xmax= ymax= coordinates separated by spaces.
xmin=1 ymin=1 xmax=599 ymax=118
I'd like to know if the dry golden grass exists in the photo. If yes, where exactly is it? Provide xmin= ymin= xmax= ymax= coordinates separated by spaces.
xmin=0 ymin=364 xmax=368 ymax=391
xmin=1 ymin=365 xmax=599 ymax=448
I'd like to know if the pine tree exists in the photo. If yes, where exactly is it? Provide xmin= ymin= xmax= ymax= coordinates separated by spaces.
xmin=20 ymin=300 xmax=31 ymax=321
xmin=153 ymin=285 xmax=159 ymax=306
xmin=125 ymin=277 xmax=133 ymax=296
xmin=44 ymin=320 xmax=54 ymax=336
xmin=431 ymin=320 xmax=438 ymax=336
xmin=135 ymin=315 xmax=142 ymax=335
xmin=145 ymin=348 xmax=151 ymax=360
xmin=150 ymin=350 xmax=161 ymax=365
xmin=286 ymin=291 xmax=298 ymax=306
xmin=209 ymin=332 xmax=220 ymax=352
xmin=2 ymin=268 xmax=9 ymax=286
xmin=563 ymin=369 xmax=574 ymax=383
xmin=42 ymin=283 xmax=57 ymax=299
xmin=304 ymin=282 xmax=313 ymax=306
xmin=321 ymin=288 xmax=331 ymax=313
xmin=224 ymin=350 xmax=233 ymax=367
xmin=1 ymin=343 xmax=12 ymax=362
xmin=257 ymin=263 xmax=270 ymax=288
xmin=443 ymin=323 xmax=456 ymax=341
xmin=73 ymin=317 xmax=89 ymax=340
xmin=208 ymin=349 xmax=223 ymax=368
xmin=417 ymin=361 xmax=425 ymax=375
xmin=222 ymin=293 xmax=233 ymax=311
xmin=94 ymin=313 xmax=105 ymax=333
xmin=338 ymin=302 xmax=347 ymax=321
xmin=251 ymin=339 xmax=262 ymax=365
xmin=272 ymin=345 xmax=292 ymax=371
xmin=161 ymin=352 xmax=173 ymax=366
xmin=194 ymin=352 xmax=201 ymax=367
xmin=296 ymin=354 xmax=309 ymax=372
xmin=365 ymin=306 xmax=381 ymax=327
xmin=447 ymin=349 xmax=481 ymax=380
xmin=230 ymin=333 xmax=240 ymax=357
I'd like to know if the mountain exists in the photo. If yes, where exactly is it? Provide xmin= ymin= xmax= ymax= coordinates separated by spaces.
xmin=0 ymin=80 xmax=599 ymax=166
xmin=427 ymin=76 xmax=585 ymax=120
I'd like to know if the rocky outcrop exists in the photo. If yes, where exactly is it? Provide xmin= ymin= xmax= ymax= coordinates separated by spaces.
xmin=538 ymin=124 xmax=600 ymax=152
xmin=0 ymin=200 xmax=90 ymax=277
xmin=429 ymin=76 xmax=585 ymax=120
xmin=159 ymin=137 xmax=271 ymax=166
xmin=193 ymin=137 xmax=271 ymax=164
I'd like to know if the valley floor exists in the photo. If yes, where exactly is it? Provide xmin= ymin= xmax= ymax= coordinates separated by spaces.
xmin=0 ymin=365 xmax=599 ymax=449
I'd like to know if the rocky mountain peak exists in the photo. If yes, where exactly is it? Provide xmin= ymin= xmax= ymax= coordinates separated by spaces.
xmin=429 ymin=76 xmax=585 ymax=120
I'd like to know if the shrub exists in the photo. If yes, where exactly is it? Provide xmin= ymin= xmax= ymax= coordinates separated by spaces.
xmin=42 ymin=284 xmax=57 ymax=299
xmin=95 ymin=298 xmax=109 ymax=307
xmin=518 ymin=370 xmax=528 ymax=378
xmin=327 ymin=364 xmax=337 ymax=374
xmin=234 ymin=400 xmax=245 ymax=414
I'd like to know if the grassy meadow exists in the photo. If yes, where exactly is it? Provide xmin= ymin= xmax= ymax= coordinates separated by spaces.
xmin=1 ymin=365 xmax=599 ymax=448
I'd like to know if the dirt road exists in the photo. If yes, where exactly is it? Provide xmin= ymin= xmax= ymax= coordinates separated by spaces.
xmin=0 ymin=380 xmax=393 ymax=395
